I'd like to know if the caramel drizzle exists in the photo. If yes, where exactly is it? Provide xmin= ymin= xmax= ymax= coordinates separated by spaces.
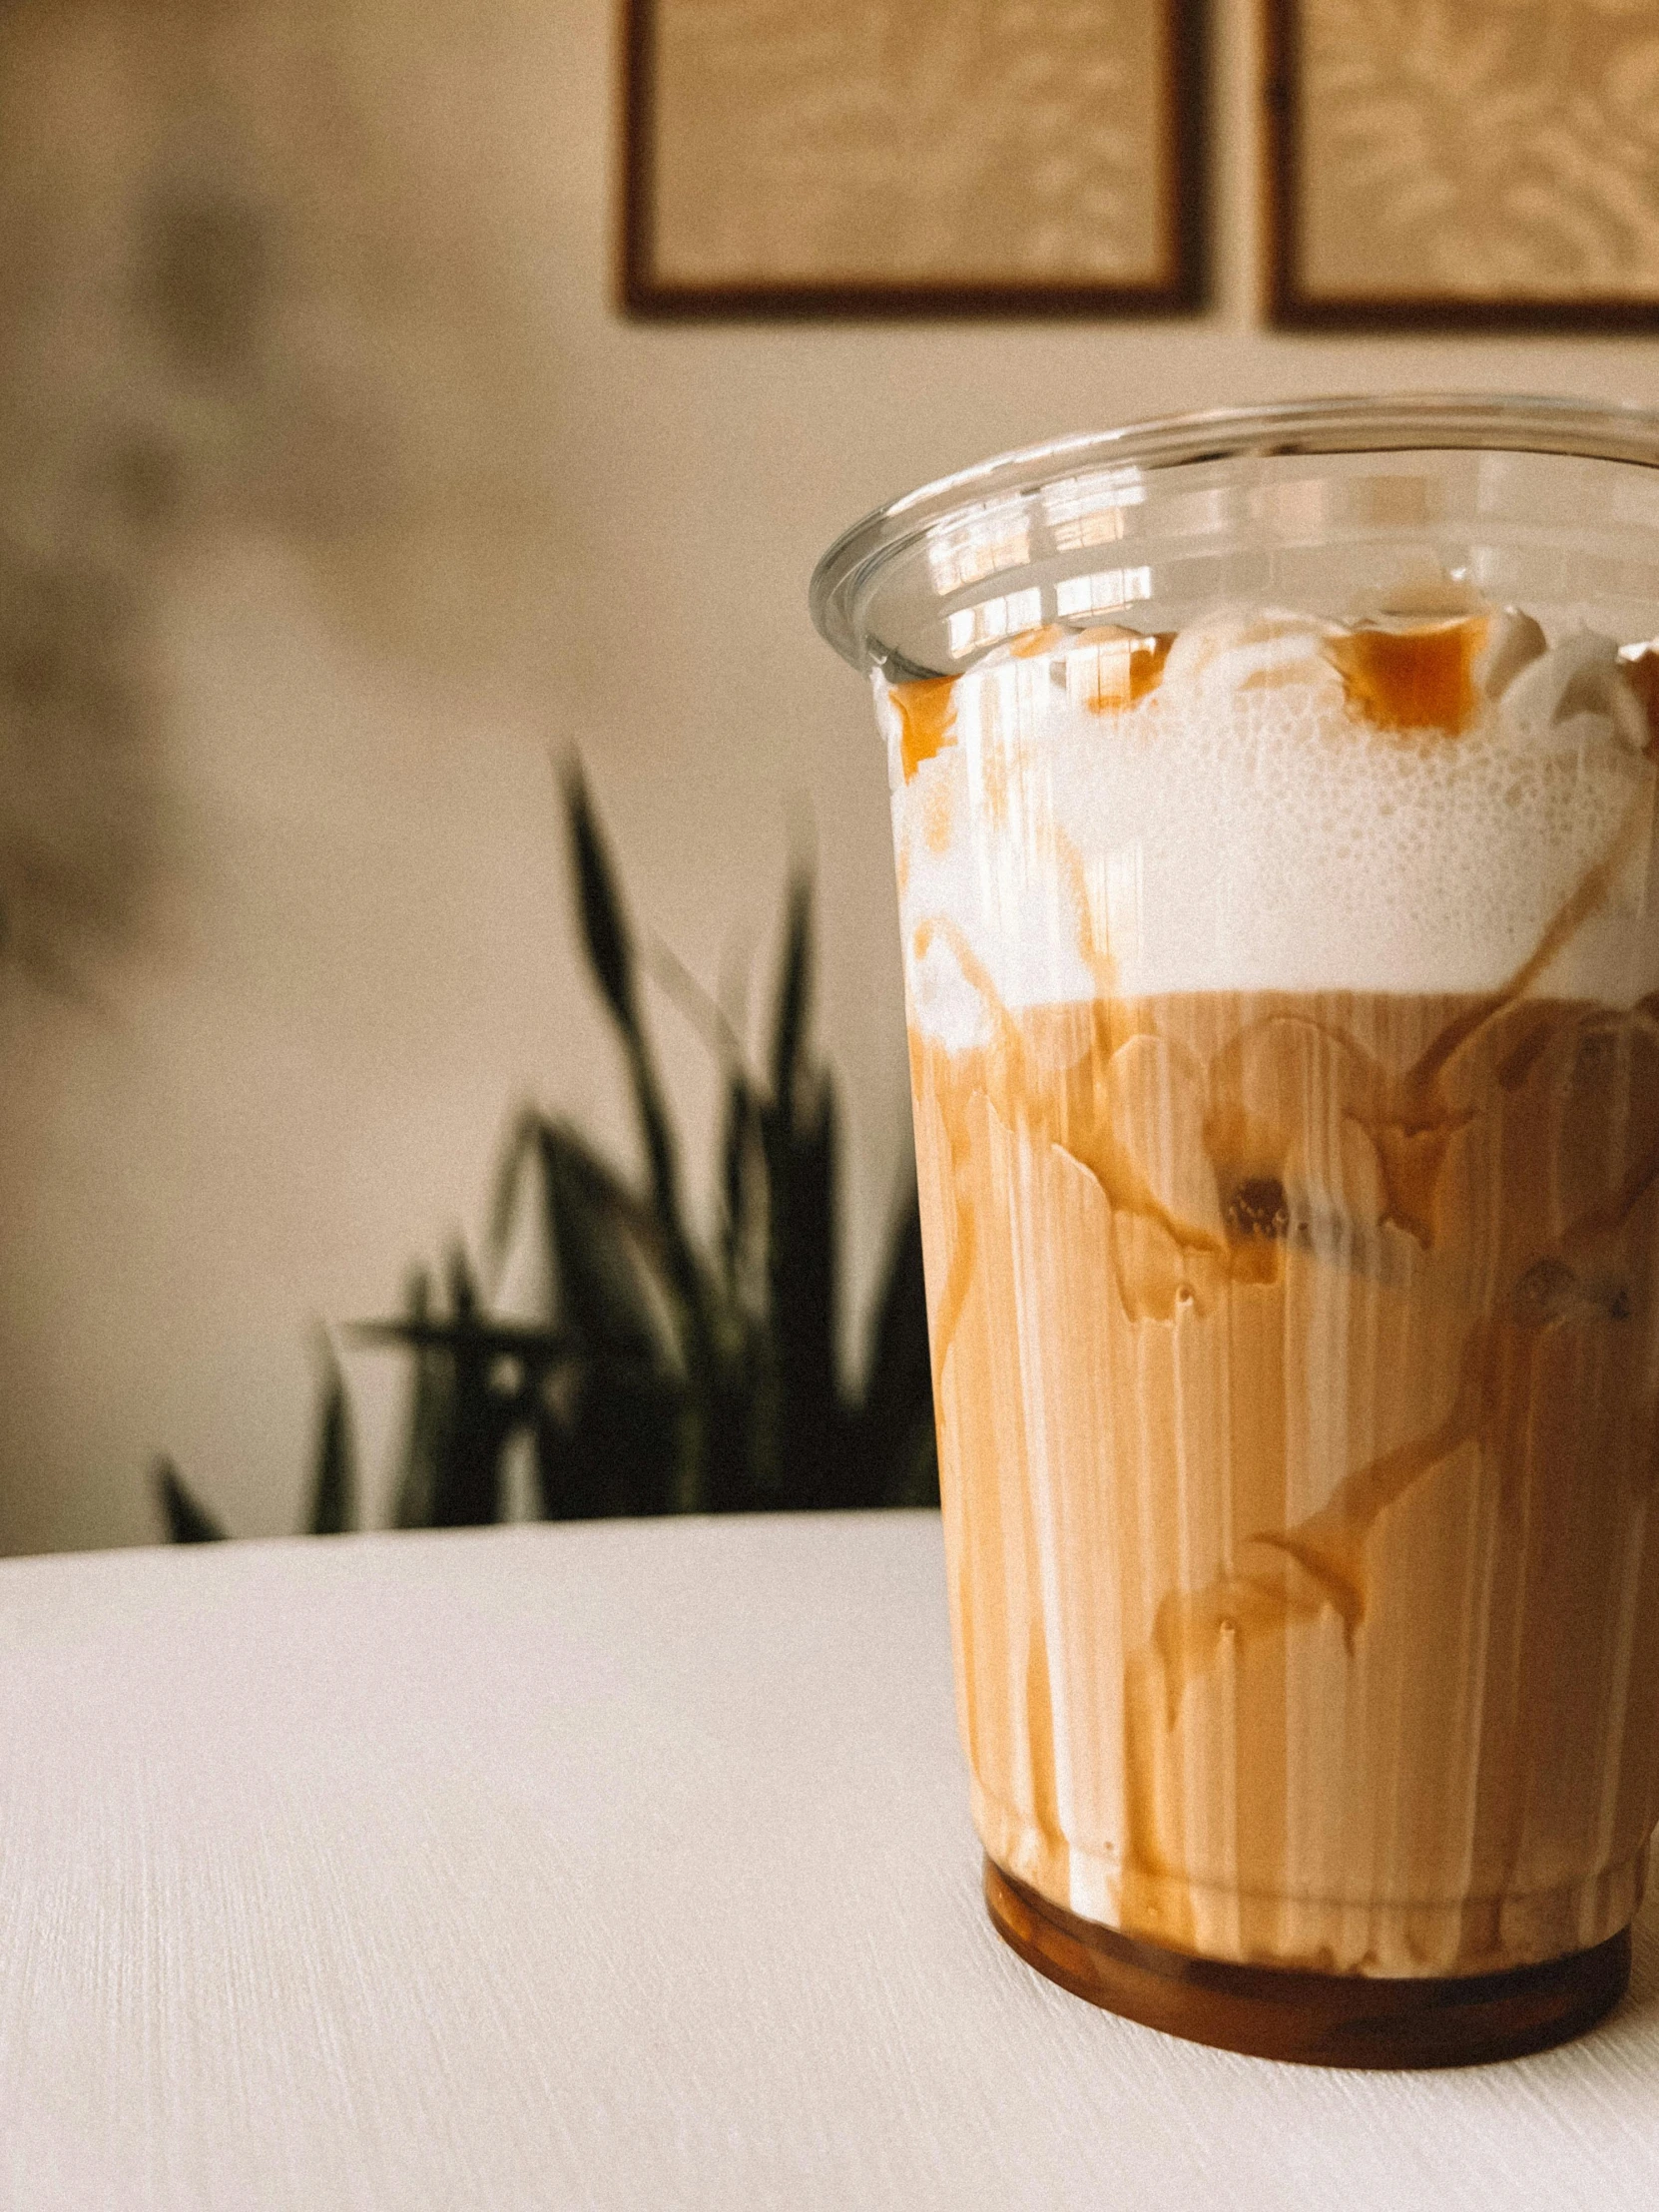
xmin=888 ymin=620 xmax=1177 ymax=786
xmin=1154 ymin=1324 xmax=1492 ymax=1722
xmin=1327 ymin=616 xmax=1487 ymax=737
xmin=890 ymin=675 xmax=957 ymax=782
xmin=913 ymin=915 xmax=1236 ymax=1388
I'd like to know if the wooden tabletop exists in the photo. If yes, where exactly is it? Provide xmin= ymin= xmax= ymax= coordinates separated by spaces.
xmin=1 ymin=1513 xmax=1655 ymax=2208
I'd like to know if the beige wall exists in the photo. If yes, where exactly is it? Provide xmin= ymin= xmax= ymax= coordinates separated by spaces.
xmin=4 ymin=0 xmax=1659 ymax=1554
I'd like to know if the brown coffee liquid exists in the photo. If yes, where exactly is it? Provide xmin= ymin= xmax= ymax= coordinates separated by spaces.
xmin=911 ymin=981 xmax=1659 ymax=1976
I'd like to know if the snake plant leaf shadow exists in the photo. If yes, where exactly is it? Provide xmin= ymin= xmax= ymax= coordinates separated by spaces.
xmin=857 ymin=1196 xmax=938 ymax=1508
xmin=537 ymin=1356 xmax=687 ymax=1520
xmin=564 ymin=760 xmax=637 ymax=1035
xmin=386 ymin=1266 xmax=446 ymax=1530
xmin=306 ymin=1339 xmax=357 ymax=1535
xmin=153 ymin=1457 xmax=228 ymax=1542
xmin=369 ymin=1256 xmax=533 ymax=1530
xmin=486 ymin=1107 xmax=542 ymax=1284
xmin=771 ymin=871 xmax=812 ymax=1121
xmin=532 ymin=1117 xmax=689 ymax=1518
xmin=764 ymin=1066 xmax=844 ymax=1509
xmin=759 ymin=875 xmax=849 ymax=1509
xmin=718 ymin=1064 xmax=765 ymax=1304
xmin=563 ymin=763 xmax=702 ymax=1322
xmin=538 ymin=1119 xmax=671 ymax=1362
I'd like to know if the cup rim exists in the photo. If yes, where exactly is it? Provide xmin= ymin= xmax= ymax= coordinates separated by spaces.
xmin=809 ymin=390 xmax=1659 ymax=672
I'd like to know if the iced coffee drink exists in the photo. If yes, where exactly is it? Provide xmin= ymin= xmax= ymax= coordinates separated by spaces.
xmin=813 ymin=399 xmax=1659 ymax=2063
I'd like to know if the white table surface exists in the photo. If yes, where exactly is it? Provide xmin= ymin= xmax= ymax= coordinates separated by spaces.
xmin=1 ymin=1512 xmax=1656 ymax=2210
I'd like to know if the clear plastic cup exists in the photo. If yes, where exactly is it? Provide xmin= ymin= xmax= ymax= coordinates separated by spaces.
xmin=812 ymin=396 xmax=1659 ymax=2064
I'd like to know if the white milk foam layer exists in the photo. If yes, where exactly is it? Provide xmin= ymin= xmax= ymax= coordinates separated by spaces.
xmin=884 ymin=610 xmax=1659 ymax=1050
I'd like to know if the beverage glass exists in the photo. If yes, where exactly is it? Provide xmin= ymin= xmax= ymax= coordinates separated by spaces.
xmin=811 ymin=396 xmax=1659 ymax=2064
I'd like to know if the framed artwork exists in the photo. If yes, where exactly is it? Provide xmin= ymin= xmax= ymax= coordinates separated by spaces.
xmin=621 ymin=1 xmax=1204 ymax=318
xmin=1266 ymin=0 xmax=1659 ymax=329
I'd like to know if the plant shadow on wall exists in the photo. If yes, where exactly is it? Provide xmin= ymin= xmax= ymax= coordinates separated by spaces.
xmin=156 ymin=771 xmax=938 ymax=1539
xmin=1 ymin=3 xmax=569 ymax=1016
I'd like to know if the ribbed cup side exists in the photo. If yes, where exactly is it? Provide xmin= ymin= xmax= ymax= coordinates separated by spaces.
xmin=911 ymin=990 xmax=1659 ymax=1977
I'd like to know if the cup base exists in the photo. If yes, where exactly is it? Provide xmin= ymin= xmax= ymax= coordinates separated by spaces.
xmin=983 ymin=1858 xmax=1631 ymax=2067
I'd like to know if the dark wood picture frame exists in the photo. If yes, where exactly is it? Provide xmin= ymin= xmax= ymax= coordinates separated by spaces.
xmin=621 ymin=0 xmax=1205 ymax=320
xmin=1265 ymin=0 xmax=1659 ymax=332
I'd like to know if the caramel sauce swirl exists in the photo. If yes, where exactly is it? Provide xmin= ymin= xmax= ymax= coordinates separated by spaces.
xmin=1327 ymin=616 xmax=1488 ymax=736
xmin=891 ymin=675 xmax=958 ymax=782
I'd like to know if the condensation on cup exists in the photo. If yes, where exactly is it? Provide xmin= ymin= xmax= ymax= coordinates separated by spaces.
xmin=812 ymin=396 xmax=1659 ymax=2065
